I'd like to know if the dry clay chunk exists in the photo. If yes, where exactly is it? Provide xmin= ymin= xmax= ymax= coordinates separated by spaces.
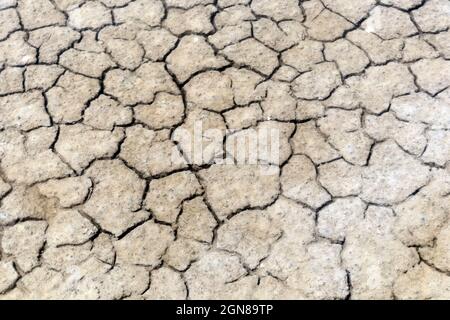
xmin=178 ymin=197 xmax=217 ymax=243
xmin=281 ymin=155 xmax=331 ymax=209
xmin=37 ymin=176 xmax=92 ymax=208
xmin=199 ymin=164 xmax=280 ymax=220
xmin=2 ymin=221 xmax=47 ymax=272
xmin=0 ymin=91 xmax=50 ymax=131
xmin=145 ymin=171 xmax=203 ymax=224
xmin=104 ymin=62 xmax=178 ymax=105
xmin=0 ymin=262 xmax=19 ymax=294
xmin=221 ymin=39 xmax=278 ymax=76
xmin=114 ymin=220 xmax=174 ymax=267
xmin=83 ymin=160 xmax=149 ymax=236
xmin=362 ymin=141 xmax=430 ymax=205
xmin=119 ymin=125 xmax=187 ymax=178
xmin=167 ymin=35 xmax=229 ymax=82
xmin=46 ymin=209 xmax=97 ymax=247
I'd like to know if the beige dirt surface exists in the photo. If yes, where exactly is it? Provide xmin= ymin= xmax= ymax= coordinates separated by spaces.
xmin=0 ymin=0 xmax=449 ymax=300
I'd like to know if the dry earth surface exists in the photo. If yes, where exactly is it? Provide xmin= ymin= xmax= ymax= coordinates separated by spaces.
xmin=0 ymin=0 xmax=449 ymax=300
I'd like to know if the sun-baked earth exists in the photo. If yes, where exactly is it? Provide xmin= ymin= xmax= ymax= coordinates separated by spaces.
xmin=0 ymin=0 xmax=449 ymax=300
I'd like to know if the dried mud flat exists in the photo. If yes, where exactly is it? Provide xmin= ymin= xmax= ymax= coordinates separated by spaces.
xmin=0 ymin=0 xmax=449 ymax=300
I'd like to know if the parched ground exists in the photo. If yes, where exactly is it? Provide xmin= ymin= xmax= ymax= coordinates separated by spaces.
xmin=0 ymin=0 xmax=449 ymax=300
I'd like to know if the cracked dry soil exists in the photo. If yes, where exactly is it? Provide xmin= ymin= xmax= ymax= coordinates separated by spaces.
xmin=0 ymin=0 xmax=449 ymax=300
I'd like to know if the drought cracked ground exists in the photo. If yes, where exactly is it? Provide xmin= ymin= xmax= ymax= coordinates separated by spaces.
xmin=0 ymin=0 xmax=449 ymax=300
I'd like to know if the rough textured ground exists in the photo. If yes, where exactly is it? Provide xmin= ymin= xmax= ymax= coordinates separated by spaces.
xmin=0 ymin=0 xmax=449 ymax=300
